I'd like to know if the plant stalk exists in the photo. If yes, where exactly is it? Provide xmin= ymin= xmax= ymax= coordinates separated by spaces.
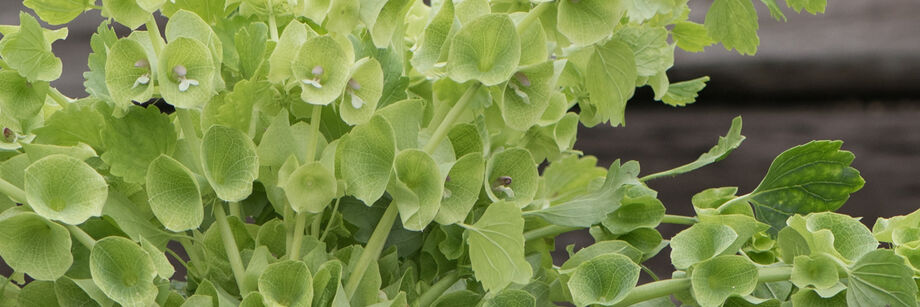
xmin=523 ymin=224 xmax=579 ymax=241
xmin=612 ymin=265 xmax=794 ymax=306
xmin=319 ymin=197 xmax=342 ymax=241
xmin=288 ymin=212 xmax=308 ymax=260
xmin=213 ymin=203 xmax=247 ymax=293
xmin=229 ymin=201 xmax=242 ymax=219
xmin=266 ymin=0 xmax=280 ymax=41
xmin=422 ymin=82 xmax=481 ymax=154
xmin=516 ymin=2 xmax=551 ymax=32
xmin=48 ymin=88 xmax=72 ymax=105
xmin=66 ymin=224 xmax=96 ymax=250
xmin=661 ymin=214 xmax=698 ymax=225
xmin=344 ymin=204 xmax=398 ymax=298
xmin=289 ymin=104 xmax=324 ymax=258
xmin=145 ymin=17 xmax=164 ymax=55
xmin=417 ymin=271 xmax=460 ymax=307
xmin=176 ymin=109 xmax=203 ymax=172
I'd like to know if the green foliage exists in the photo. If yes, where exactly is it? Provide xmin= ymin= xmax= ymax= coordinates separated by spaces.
xmin=0 ymin=0 xmax=906 ymax=306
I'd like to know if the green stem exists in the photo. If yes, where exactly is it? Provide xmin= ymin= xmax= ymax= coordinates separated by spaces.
xmin=176 ymin=109 xmax=203 ymax=172
xmin=311 ymin=212 xmax=322 ymax=237
xmin=319 ymin=197 xmax=342 ymax=242
xmin=757 ymin=265 xmax=793 ymax=283
xmin=66 ymin=224 xmax=96 ymax=250
xmin=641 ymin=264 xmax=660 ymax=281
xmin=284 ymin=204 xmax=294 ymax=251
xmin=164 ymin=248 xmax=188 ymax=269
xmin=422 ymin=83 xmax=481 ymax=154
xmin=229 ymin=201 xmax=242 ymax=219
xmin=48 ymin=88 xmax=72 ymax=105
xmin=516 ymin=2 xmax=550 ymax=32
xmin=145 ymin=17 xmax=164 ymax=55
xmin=0 ymin=177 xmax=26 ymax=204
xmin=344 ymin=204 xmax=399 ymax=298
xmin=661 ymin=214 xmax=698 ymax=225
xmin=612 ymin=278 xmax=691 ymax=307
xmin=523 ymin=225 xmax=579 ymax=241
xmin=213 ymin=203 xmax=247 ymax=293
xmin=288 ymin=212 xmax=308 ymax=260
xmin=417 ymin=271 xmax=460 ymax=307
xmin=266 ymin=0 xmax=280 ymax=41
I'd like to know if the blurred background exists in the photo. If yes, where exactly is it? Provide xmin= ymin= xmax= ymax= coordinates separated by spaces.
xmin=3 ymin=0 xmax=920 ymax=282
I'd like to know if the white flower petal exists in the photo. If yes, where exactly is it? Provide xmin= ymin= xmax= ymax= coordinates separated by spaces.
xmin=350 ymin=92 xmax=364 ymax=109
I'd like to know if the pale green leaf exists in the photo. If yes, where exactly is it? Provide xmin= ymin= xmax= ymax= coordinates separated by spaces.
xmin=464 ymin=201 xmax=532 ymax=291
xmin=556 ymin=0 xmax=625 ymax=46
xmin=705 ymin=0 xmax=760 ymax=55
xmin=411 ymin=0 xmax=455 ymax=74
xmin=602 ymin=195 xmax=665 ymax=235
xmin=338 ymin=115 xmax=396 ymax=205
xmin=791 ymin=254 xmax=839 ymax=290
xmin=447 ymin=14 xmax=521 ymax=86
xmin=365 ymin=0 xmax=413 ymax=47
xmin=485 ymin=148 xmax=538 ymax=207
xmin=258 ymin=260 xmax=313 ymax=307
xmin=691 ymin=255 xmax=758 ymax=307
xmin=146 ymin=155 xmax=203 ymax=232
xmin=105 ymin=39 xmax=155 ymax=111
xmin=847 ymin=249 xmax=918 ymax=307
xmin=786 ymin=0 xmax=827 ymax=15
xmin=375 ymin=99 xmax=423 ymax=150
xmin=83 ymin=21 xmax=118 ymax=103
xmin=483 ymin=289 xmax=534 ymax=307
xmin=340 ymin=57 xmax=384 ymax=126
xmin=257 ymin=110 xmax=325 ymax=167
xmin=325 ymin=0 xmax=361 ymax=35
xmin=615 ymin=26 xmax=673 ymax=77
xmin=0 ymin=210 xmax=72 ymax=280
xmin=644 ymin=116 xmax=743 ymax=179
xmin=312 ymin=260 xmax=345 ymax=307
xmin=750 ymin=141 xmax=865 ymax=232
xmin=25 ymin=155 xmax=107 ymax=225
xmin=101 ymin=105 xmax=177 ymax=184
xmin=623 ymin=0 xmax=675 ymax=23
xmin=293 ymin=36 xmax=353 ymax=105
xmin=240 ymin=292 xmax=266 ymax=307
xmin=201 ymin=125 xmax=260 ymax=202
xmin=140 ymin=237 xmax=175 ymax=280
xmin=54 ymin=276 xmax=102 ymax=307
xmin=0 ymin=12 xmax=62 ymax=81
xmin=235 ymin=22 xmax=269 ymax=80
xmin=101 ymin=0 xmax=149 ymax=29
xmin=662 ymin=76 xmax=709 ymax=107
xmin=586 ymin=39 xmax=637 ymax=126
xmin=516 ymin=12 xmax=548 ymax=66
xmin=529 ymin=159 xmax=640 ymax=228
xmin=670 ymin=222 xmax=738 ymax=269
xmin=24 ymin=0 xmax=92 ymax=25
xmin=90 ymin=237 xmax=158 ymax=307
xmin=435 ymin=153 xmax=484 ymax=225
xmin=268 ymin=20 xmax=311 ymax=83
xmin=18 ymin=280 xmax=59 ymax=307
xmin=0 ymin=70 xmax=48 ymax=121
xmin=500 ymin=61 xmax=556 ymax=131
xmin=560 ymin=241 xmax=644 ymax=272
xmin=568 ymin=253 xmax=639 ymax=306
xmin=388 ymin=149 xmax=443 ymax=231
xmin=672 ymin=21 xmax=715 ymax=53
xmin=791 ymin=289 xmax=846 ymax=307
xmin=285 ymin=162 xmax=337 ymax=214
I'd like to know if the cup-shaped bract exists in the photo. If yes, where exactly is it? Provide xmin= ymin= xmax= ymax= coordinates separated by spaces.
xmin=292 ymin=36 xmax=353 ymax=105
xmin=90 ymin=237 xmax=158 ymax=307
xmin=0 ymin=210 xmax=72 ymax=281
xmin=0 ymin=70 xmax=49 ymax=122
xmin=146 ymin=154 xmax=203 ymax=232
xmin=340 ymin=57 xmax=384 ymax=126
xmin=158 ymin=37 xmax=215 ymax=109
xmin=24 ymin=154 xmax=108 ymax=225
xmin=105 ymin=39 xmax=155 ymax=112
xmin=285 ymin=162 xmax=337 ymax=214
xmin=447 ymin=14 xmax=521 ymax=86
xmin=201 ymin=125 xmax=260 ymax=202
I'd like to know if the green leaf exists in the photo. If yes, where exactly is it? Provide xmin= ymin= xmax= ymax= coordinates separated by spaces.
xmin=158 ymin=37 xmax=216 ymax=109
xmin=312 ymin=260 xmax=346 ymax=307
xmin=140 ymin=237 xmax=175 ymax=280
xmin=0 ymin=70 xmax=48 ymax=121
xmin=623 ymin=0 xmax=674 ymax=23
xmin=364 ymin=0 xmax=413 ymax=47
xmin=791 ymin=289 xmax=846 ymax=307
xmin=411 ymin=0 xmax=455 ymax=74
xmin=568 ymin=253 xmax=640 ymax=306
xmin=23 ymin=143 xmax=97 ymax=163
xmin=435 ymin=153 xmax=485 ymax=225
xmin=338 ymin=115 xmax=396 ymax=205
xmin=90 ymin=237 xmax=158 ymax=307
xmin=602 ymin=195 xmax=665 ymax=235
xmin=529 ymin=159 xmax=640 ymax=228
xmin=201 ymin=125 xmax=260 ymax=202
xmin=0 ymin=12 xmax=63 ymax=81
xmin=83 ymin=21 xmax=118 ymax=102
xmin=388 ymin=149 xmax=443 ymax=231
xmin=268 ymin=20 xmax=311 ymax=83
xmin=615 ymin=26 xmax=673 ymax=77
xmin=786 ymin=212 xmax=878 ymax=262
xmin=786 ymin=0 xmax=827 ymax=15
xmin=101 ymin=105 xmax=177 ymax=184
xmin=586 ymin=39 xmax=637 ymax=126
xmin=847 ymin=249 xmax=918 ymax=307
xmin=164 ymin=10 xmax=223 ymax=69
xmin=791 ymin=254 xmax=839 ymax=290
xmin=464 ymin=201 xmax=532 ymax=292
xmin=750 ymin=141 xmax=865 ymax=232
xmin=285 ymin=162 xmax=337 ymax=214
xmin=24 ymin=155 xmax=108 ymax=225
xmin=24 ymin=0 xmax=92 ymax=25
xmin=517 ymin=13 xmax=548 ymax=67
xmin=258 ymin=260 xmax=314 ymax=307
xmin=485 ymin=148 xmax=539 ymax=207
xmin=670 ymin=222 xmax=738 ymax=269
xmin=234 ymin=22 xmax=269 ymax=80
xmin=705 ymin=0 xmax=760 ymax=55
xmin=54 ymin=276 xmax=104 ymax=307
xmin=137 ymin=0 xmax=167 ymax=12
xmin=483 ymin=289 xmax=535 ymax=307
xmin=561 ymin=241 xmax=644 ymax=272
xmin=662 ymin=76 xmax=709 ymax=107
xmin=293 ymin=36 xmax=353 ymax=105
xmin=105 ymin=38 xmax=155 ymax=111
xmin=500 ymin=61 xmax=557 ymax=131
xmin=0 ymin=210 xmax=72 ymax=280
xmin=556 ymin=0 xmax=625 ymax=46
xmin=760 ymin=0 xmax=787 ymax=21
xmin=645 ymin=116 xmax=743 ymax=179
xmin=672 ymin=21 xmax=715 ymax=53
xmin=101 ymin=0 xmax=149 ymax=29
xmin=340 ymin=57 xmax=384 ymax=126
xmin=257 ymin=110 xmax=324 ymax=167
xmin=691 ymin=255 xmax=758 ymax=307
xmin=375 ymin=99 xmax=423 ymax=150
xmin=432 ymin=290 xmax=481 ymax=307
xmin=240 ymin=292 xmax=266 ymax=307
xmin=162 ymin=0 xmax=229 ymax=25
xmin=447 ymin=14 xmax=521 ymax=86
xmin=325 ymin=0 xmax=361 ymax=35
xmin=18 ymin=280 xmax=59 ymax=307
xmin=146 ymin=155 xmax=203 ymax=232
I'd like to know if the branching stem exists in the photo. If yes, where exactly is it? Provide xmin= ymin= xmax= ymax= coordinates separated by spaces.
xmin=66 ymin=224 xmax=96 ymax=250
xmin=417 ymin=271 xmax=460 ymax=307
xmin=213 ymin=203 xmax=247 ymax=293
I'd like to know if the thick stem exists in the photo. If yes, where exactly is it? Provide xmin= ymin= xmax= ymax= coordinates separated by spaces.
xmin=422 ymin=83 xmax=481 ymax=154
xmin=757 ymin=265 xmax=793 ymax=283
xmin=48 ymin=88 xmax=72 ymax=105
xmin=229 ymin=201 xmax=242 ymax=219
xmin=145 ymin=17 xmax=164 ymax=55
xmin=176 ymin=109 xmax=203 ymax=172
xmin=288 ymin=212 xmax=308 ymax=260
xmin=661 ymin=214 xmax=698 ymax=225
xmin=344 ymin=204 xmax=399 ymax=298
xmin=213 ymin=204 xmax=247 ymax=293
xmin=523 ymin=225 xmax=579 ymax=241
xmin=0 ymin=177 xmax=26 ymax=204
xmin=417 ymin=271 xmax=460 ymax=307
xmin=516 ymin=2 xmax=551 ymax=32
xmin=66 ymin=224 xmax=96 ymax=250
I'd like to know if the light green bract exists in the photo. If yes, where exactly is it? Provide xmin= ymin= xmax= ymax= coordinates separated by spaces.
xmin=0 ymin=1 xmax=905 ymax=307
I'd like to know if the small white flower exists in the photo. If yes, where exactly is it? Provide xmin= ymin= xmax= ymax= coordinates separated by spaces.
xmin=132 ymin=73 xmax=150 ymax=89
xmin=350 ymin=92 xmax=365 ymax=109
xmin=508 ymin=82 xmax=530 ymax=104
xmin=178 ymin=78 xmax=199 ymax=92
xmin=442 ymin=188 xmax=452 ymax=199
xmin=301 ymin=78 xmax=323 ymax=88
